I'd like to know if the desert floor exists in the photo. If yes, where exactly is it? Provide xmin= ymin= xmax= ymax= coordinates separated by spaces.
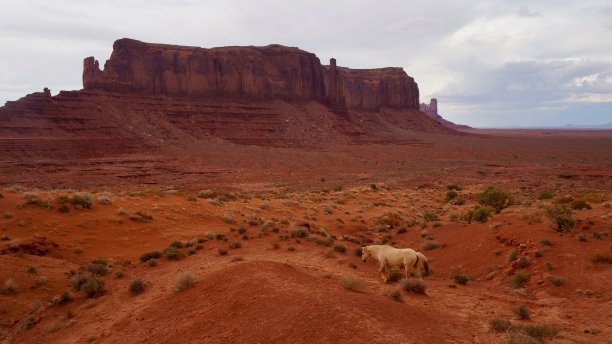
xmin=0 ymin=129 xmax=611 ymax=344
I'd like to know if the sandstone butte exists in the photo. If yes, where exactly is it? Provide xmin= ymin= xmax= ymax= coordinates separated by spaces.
xmin=0 ymin=38 xmax=454 ymax=152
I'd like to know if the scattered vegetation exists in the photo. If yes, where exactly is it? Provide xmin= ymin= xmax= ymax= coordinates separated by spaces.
xmin=513 ymin=305 xmax=531 ymax=319
xmin=445 ymin=190 xmax=458 ymax=201
xmin=70 ymin=274 xmax=105 ymax=298
xmin=546 ymin=275 xmax=566 ymax=286
xmin=507 ymin=249 xmax=518 ymax=263
xmin=509 ymin=271 xmax=529 ymax=289
xmin=400 ymin=278 xmax=427 ymax=294
xmin=545 ymin=205 xmax=574 ymax=231
xmin=175 ymin=272 xmax=196 ymax=291
xmin=139 ymin=250 xmax=162 ymax=262
xmin=341 ymin=275 xmax=364 ymax=292
xmin=450 ymin=267 xmax=470 ymax=284
xmin=461 ymin=206 xmax=492 ymax=223
xmin=218 ymin=248 xmax=228 ymax=255
xmin=422 ymin=212 xmax=439 ymax=222
xmin=478 ymin=187 xmax=511 ymax=213
xmin=540 ymin=239 xmax=552 ymax=247
xmin=163 ymin=247 xmax=183 ymax=260
xmin=82 ymin=260 xmax=110 ymax=276
xmin=129 ymin=278 xmax=146 ymax=295
xmin=71 ymin=192 xmax=93 ymax=209
xmin=490 ymin=317 xmax=512 ymax=332
xmin=333 ymin=244 xmax=346 ymax=253
xmin=422 ymin=240 xmax=441 ymax=251
xmin=97 ymin=195 xmax=112 ymax=205
xmin=289 ymin=227 xmax=309 ymax=238
xmin=27 ymin=265 xmax=38 ymax=274
xmin=129 ymin=211 xmax=153 ymax=223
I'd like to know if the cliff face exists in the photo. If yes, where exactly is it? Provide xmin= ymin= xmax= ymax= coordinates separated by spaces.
xmin=83 ymin=38 xmax=419 ymax=111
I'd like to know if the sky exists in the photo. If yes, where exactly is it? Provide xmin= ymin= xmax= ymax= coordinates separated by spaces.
xmin=1 ymin=0 xmax=611 ymax=128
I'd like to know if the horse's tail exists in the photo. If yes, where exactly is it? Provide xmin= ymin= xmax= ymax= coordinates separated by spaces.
xmin=415 ymin=251 xmax=430 ymax=276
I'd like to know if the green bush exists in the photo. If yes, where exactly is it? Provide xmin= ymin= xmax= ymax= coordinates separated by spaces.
xmin=423 ymin=212 xmax=439 ymax=222
xmin=400 ymin=278 xmax=427 ymax=294
xmin=71 ymin=192 xmax=93 ymax=209
xmin=80 ymin=276 xmax=105 ymax=298
xmin=129 ymin=278 xmax=146 ymax=295
xmin=461 ymin=206 xmax=492 ymax=223
xmin=139 ymin=251 xmax=162 ymax=262
xmin=489 ymin=317 xmax=512 ymax=332
xmin=445 ymin=190 xmax=458 ymax=201
xmin=545 ymin=205 xmax=574 ymax=231
xmin=478 ymin=187 xmax=511 ymax=213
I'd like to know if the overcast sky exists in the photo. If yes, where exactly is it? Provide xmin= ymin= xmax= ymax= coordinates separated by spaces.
xmin=1 ymin=0 xmax=611 ymax=128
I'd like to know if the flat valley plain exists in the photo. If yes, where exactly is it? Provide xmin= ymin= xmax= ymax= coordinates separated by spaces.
xmin=1 ymin=128 xmax=611 ymax=344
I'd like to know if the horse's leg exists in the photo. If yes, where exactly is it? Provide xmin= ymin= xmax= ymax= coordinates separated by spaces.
xmin=379 ymin=260 xmax=388 ymax=282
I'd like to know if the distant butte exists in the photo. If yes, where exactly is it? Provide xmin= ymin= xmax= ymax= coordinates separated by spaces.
xmin=0 ymin=38 xmax=460 ymax=187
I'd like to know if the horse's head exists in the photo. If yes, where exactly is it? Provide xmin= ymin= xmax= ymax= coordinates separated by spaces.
xmin=361 ymin=246 xmax=371 ymax=262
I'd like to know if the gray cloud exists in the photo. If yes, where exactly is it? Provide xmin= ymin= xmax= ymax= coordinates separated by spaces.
xmin=0 ymin=0 xmax=610 ymax=127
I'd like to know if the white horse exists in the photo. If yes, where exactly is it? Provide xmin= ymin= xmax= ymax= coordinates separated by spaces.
xmin=361 ymin=244 xmax=430 ymax=282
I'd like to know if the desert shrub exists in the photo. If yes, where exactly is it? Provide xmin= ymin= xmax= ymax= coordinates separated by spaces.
xmin=80 ymin=276 xmax=105 ymax=297
xmin=461 ymin=206 xmax=492 ymax=223
xmin=513 ymin=304 xmax=530 ymax=319
xmin=218 ymin=248 xmax=228 ymax=255
xmin=348 ymin=262 xmax=356 ymax=269
xmin=447 ymin=185 xmax=461 ymax=190
xmin=478 ymin=187 xmax=511 ymax=213
xmin=490 ymin=317 xmax=512 ymax=332
xmin=516 ymin=257 xmax=530 ymax=268
xmin=533 ymin=250 xmax=542 ymax=258
xmin=591 ymin=251 xmax=612 ymax=264
xmin=1 ymin=279 xmax=19 ymax=295
xmin=0 ymin=192 xmax=2 ymax=199
xmin=450 ymin=267 xmax=469 ymax=284
xmin=115 ymin=271 xmax=125 ymax=278
xmin=147 ymin=258 xmax=158 ymax=267
xmin=215 ymin=233 xmax=227 ymax=241
xmin=423 ymin=212 xmax=439 ymax=222
xmin=545 ymin=205 xmax=574 ymax=231
xmin=71 ymin=192 xmax=93 ymax=209
xmin=129 ymin=278 xmax=146 ymax=295
xmin=370 ymin=184 xmax=377 ymax=190
xmin=27 ymin=265 xmax=37 ymax=274
xmin=222 ymin=215 xmax=236 ymax=224
xmin=3 ymin=211 xmax=13 ymax=219
xmin=333 ymin=244 xmax=346 ymax=253
xmin=354 ymin=247 xmax=363 ymax=256
xmin=546 ymin=275 xmax=566 ymax=286
xmin=139 ymin=250 xmax=162 ymax=262
xmin=1 ymin=234 xmax=9 ymax=241
xmin=509 ymin=271 xmax=529 ymax=289
xmin=116 ymin=207 xmax=127 ymax=215
xmin=169 ymin=241 xmax=185 ymax=249
xmin=341 ymin=275 xmax=364 ymax=292
xmin=229 ymin=240 xmax=242 ymax=249
xmin=130 ymin=211 xmax=153 ymax=223
xmin=382 ymin=286 xmax=403 ymax=302
xmin=163 ymin=247 xmax=182 ymax=260
xmin=540 ymin=239 xmax=552 ymax=247
xmin=537 ymin=191 xmax=553 ymax=200
xmin=577 ymin=233 xmax=587 ymax=242
xmin=400 ymin=277 xmax=427 ymax=294
xmin=175 ymin=272 xmax=195 ymax=291
xmin=97 ymin=196 xmax=112 ymax=205
xmin=422 ymin=240 xmax=441 ymax=251
xmin=374 ymin=212 xmax=404 ymax=229
xmin=69 ymin=275 xmax=87 ymax=291
xmin=513 ymin=324 xmax=559 ymax=340
xmin=197 ymin=189 xmax=216 ymax=199
xmin=56 ymin=291 xmax=73 ymax=304
xmin=507 ymin=249 xmax=518 ymax=263
xmin=570 ymin=200 xmax=591 ymax=210
xmin=289 ymin=227 xmax=309 ymax=238
xmin=396 ymin=226 xmax=407 ymax=234
xmin=445 ymin=190 xmax=458 ymax=201
xmin=83 ymin=262 xmax=110 ymax=276
xmin=272 ymin=242 xmax=280 ymax=249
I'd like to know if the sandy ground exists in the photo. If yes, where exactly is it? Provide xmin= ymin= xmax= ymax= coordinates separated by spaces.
xmin=0 ymin=129 xmax=611 ymax=343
